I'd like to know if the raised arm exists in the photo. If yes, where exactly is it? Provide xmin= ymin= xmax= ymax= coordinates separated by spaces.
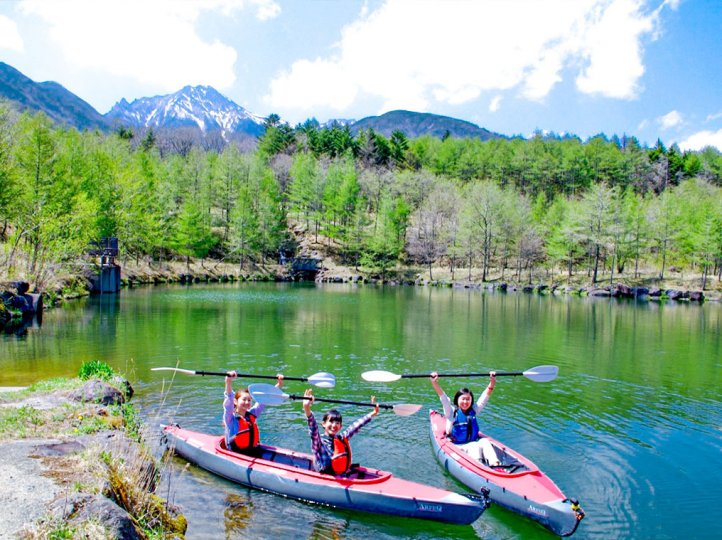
xmin=370 ymin=395 xmax=380 ymax=418
xmin=302 ymin=388 xmax=314 ymax=418
xmin=430 ymin=372 xmax=444 ymax=397
xmin=476 ymin=371 xmax=497 ymax=411
xmin=225 ymin=370 xmax=237 ymax=394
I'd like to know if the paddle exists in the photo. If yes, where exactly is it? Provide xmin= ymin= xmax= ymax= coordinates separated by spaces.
xmin=151 ymin=367 xmax=336 ymax=388
xmin=248 ymin=383 xmax=422 ymax=417
xmin=361 ymin=364 xmax=559 ymax=383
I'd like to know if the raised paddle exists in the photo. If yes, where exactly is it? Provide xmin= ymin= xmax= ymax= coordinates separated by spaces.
xmin=248 ymin=383 xmax=422 ymax=417
xmin=151 ymin=367 xmax=336 ymax=388
xmin=361 ymin=364 xmax=559 ymax=384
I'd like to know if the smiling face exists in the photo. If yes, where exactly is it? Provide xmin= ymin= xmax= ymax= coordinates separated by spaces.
xmin=322 ymin=417 xmax=342 ymax=436
xmin=234 ymin=391 xmax=252 ymax=415
xmin=456 ymin=392 xmax=473 ymax=412
xmin=322 ymin=410 xmax=343 ymax=436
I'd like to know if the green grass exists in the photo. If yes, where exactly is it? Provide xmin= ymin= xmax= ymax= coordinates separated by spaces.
xmin=0 ymin=405 xmax=44 ymax=438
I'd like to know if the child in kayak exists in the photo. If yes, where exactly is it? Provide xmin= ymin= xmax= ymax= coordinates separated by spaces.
xmin=302 ymin=388 xmax=380 ymax=475
xmin=430 ymin=371 xmax=501 ymax=466
xmin=223 ymin=371 xmax=283 ymax=453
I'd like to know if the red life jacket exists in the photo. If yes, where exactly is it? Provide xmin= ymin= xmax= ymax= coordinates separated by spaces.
xmin=233 ymin=412 xmax=259 ymax=450
xmin=330 ymin=436 xmax=352 ymax=475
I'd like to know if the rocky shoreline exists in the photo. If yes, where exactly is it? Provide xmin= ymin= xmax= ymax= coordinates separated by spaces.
xmin=0 ymin=374 xmax=186 ymax=539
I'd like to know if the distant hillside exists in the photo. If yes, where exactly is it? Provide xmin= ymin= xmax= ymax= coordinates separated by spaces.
xmin=0 ymin=62 xmax=110 ymax=130
xmin=350 ymin=110 xmax=503 ymax=140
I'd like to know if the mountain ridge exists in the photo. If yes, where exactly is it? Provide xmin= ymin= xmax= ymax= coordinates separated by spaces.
xmin=0 ymin=61 xmax=111 ymax=130
xmin=105 ymin=85 xmax=266 ymax=138
xmin=1 ymin=61 xmax=503 ymax=141
xmin=350 ymin=109 xmax=502 ymax=140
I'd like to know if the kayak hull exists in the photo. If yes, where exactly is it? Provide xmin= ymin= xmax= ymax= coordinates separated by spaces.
xmin=429 ymin=411 xmax=584 ymax=536
xmin=162 ymin=424 xmax=487 ymax=525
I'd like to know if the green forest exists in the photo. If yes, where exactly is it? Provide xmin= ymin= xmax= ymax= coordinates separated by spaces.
xmin=1 ymin=102 xmax=722 ymax=291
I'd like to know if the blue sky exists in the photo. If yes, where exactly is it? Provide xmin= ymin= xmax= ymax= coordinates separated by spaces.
xmin=1 ymin=0 xmax=720 ymax=151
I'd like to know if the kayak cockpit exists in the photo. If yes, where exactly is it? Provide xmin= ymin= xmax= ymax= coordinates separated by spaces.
xmin=215 ymin=439 xmax=391 ymax=483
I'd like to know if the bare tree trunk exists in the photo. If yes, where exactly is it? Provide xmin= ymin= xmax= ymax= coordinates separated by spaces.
xmin=659 ymin=238 xmax=667 ymax=280
xmin=592 ymin=244 xmax=600 ymax=284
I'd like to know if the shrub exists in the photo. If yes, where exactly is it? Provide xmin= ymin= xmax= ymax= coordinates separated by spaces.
xmin=78 ymin=360 xmax=114 ymax=381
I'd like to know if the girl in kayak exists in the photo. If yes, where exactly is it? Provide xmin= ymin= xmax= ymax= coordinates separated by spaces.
xmin=223 ymin=371 xmax=283 ymax=454
xmin=430 ymin=371 xmax=501 ymax=466
xmin=302 ymin=388 xmax=380 ymax=475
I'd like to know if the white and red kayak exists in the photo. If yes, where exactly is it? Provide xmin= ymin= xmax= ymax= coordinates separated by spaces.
xmin=162 ymin=424 xmax=488 ymax=525
xmin=430 ymin=410 xmax=584 ymax=536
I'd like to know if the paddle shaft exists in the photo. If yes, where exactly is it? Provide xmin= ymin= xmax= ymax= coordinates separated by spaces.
xmin=401 ymin=372 xmax=524 ymax=379
xmin=288 ymin=394 xmax=392 ymax=410
xmin=188 ymin=370 xmax=308 ymax=382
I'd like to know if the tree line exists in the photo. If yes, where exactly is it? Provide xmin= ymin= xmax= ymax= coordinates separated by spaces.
xmin=1 ymin=101 xmax=721 ymax=290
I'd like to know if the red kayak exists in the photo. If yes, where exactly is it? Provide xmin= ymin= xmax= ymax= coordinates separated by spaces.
xmin=430 ymin=410 xmax=584 ymax=536
xmin=162 ymin=424 xmax=488 ymax=525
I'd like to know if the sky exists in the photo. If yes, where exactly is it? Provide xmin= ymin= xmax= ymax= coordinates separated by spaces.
xmin=1 ymin=0 xmax=721 ymax=151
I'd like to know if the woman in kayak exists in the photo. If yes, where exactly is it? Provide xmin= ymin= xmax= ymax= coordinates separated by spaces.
xmin=302 ymin=388 xmax=380 ymax=475
xmin=223 ymin=371 xmax=283 ymax=454
xmin=430 ymin=371 xmax=501 ymax=466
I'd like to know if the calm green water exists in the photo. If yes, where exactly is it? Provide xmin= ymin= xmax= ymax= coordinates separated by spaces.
xmin=2 ymin=283 xmax=721 ymax=539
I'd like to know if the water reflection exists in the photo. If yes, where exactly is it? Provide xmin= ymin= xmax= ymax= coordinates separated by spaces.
xmin=223 ymin=493 xmax=253 ymax=536
xmin=222 ymin=491 xmax=350 ymax=540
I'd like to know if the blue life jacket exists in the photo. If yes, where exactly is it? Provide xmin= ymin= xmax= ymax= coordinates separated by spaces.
xmin=451 ymin=407 xmax=479 ymax=443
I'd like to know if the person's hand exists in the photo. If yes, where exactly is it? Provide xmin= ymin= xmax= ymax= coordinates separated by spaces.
xmin=430 ymin=371 xmax=438 ymax=382
xmin=370 ymin=395 xmax=380 ymax=417
xmin=225 ymin=370 xmax=237 ymax=392
xmin=489 ymin=371 xmax=496 ymax=389
xmin=303 ymin=388 xmax=314 ymax=416
xmin=276 ymin=373 xmax=284 ymax=389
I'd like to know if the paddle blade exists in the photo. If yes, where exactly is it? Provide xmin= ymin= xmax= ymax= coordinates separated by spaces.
xmin=522 ymin=365 xmax=559 ymax=382
xmin=151 ymin=367 xmax=196 ymax=375
xmin=248 ymin=383 xmax=289 ymax=406
xmin=308 ymin=372 xmax=336 ymax=388
xmin=361 ymin=370 xmax=402 ymax=383
xmin=392 ymin=404 xmax=422 ymax=416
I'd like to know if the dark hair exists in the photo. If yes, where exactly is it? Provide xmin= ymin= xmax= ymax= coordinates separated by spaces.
xmin=453 ymin=388 xmax=474 ymax=407
xmin=322 ymin=409 xmax=343 ymax=423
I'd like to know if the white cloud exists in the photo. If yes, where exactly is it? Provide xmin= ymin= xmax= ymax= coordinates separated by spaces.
xmin=0 ymin=15 xmax=24 ymax=51
xmin=678 ymin=129 xmax=722 ymax=152
xmin=489 ymin=95 xmax=502 ymax=113
xmin=705 ymin=111 xmax=722 ymax=122
xmin=575 ymin=0 xmax=654 ymax=98
xmin=16 ymin=0 xmax=279 ymax=93
xmin=265 ymin=0 xmax=660 ymax=121
xmin=250 ymin=0 xmax=281 ymax=20
xmin=658 ymin=110 xmax=683 ymax=129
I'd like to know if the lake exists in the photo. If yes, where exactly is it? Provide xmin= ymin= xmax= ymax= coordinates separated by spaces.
xmin=2 ymin=283 xmax=721 ymax=539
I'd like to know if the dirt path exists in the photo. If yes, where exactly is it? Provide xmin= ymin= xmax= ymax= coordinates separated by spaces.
xmin=0 ymin=438 xmax=63 ymax=539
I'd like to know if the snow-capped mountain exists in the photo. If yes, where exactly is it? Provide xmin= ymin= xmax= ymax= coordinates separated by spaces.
xmin=106 ymin=85 xmax=266 ymax=137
